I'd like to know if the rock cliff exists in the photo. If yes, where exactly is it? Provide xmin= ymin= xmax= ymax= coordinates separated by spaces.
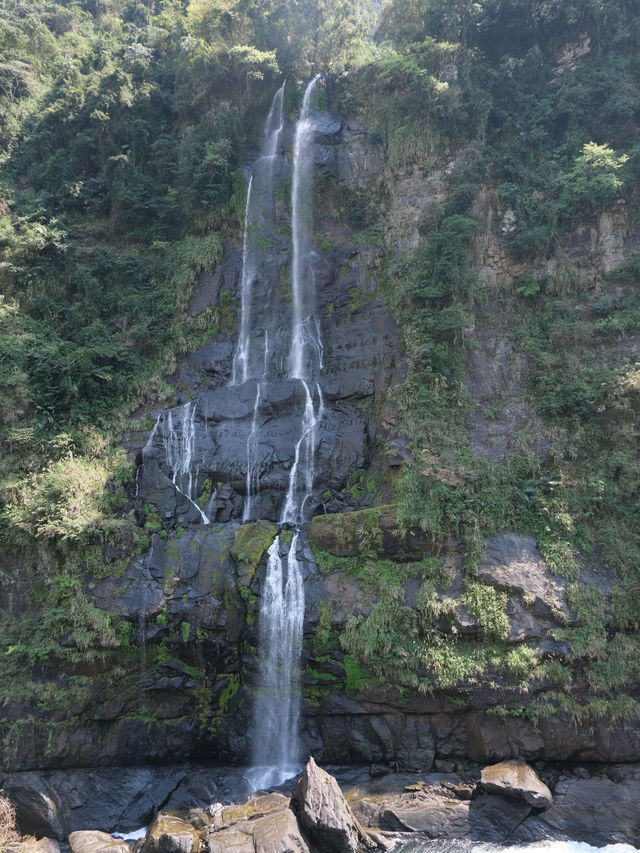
xmin=1 ymin=94 xmax=639 ymax=779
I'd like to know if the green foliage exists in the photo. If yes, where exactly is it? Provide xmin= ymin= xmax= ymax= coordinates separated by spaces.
xmin=340 ymin=582 xmax=538 ymax=695
xmin=560 ymin=142 xmax=628 ymax=213
xmin=230 ymin=520 xmax=278 ymax=576
xmin=462 ymin=581 xmax=509 ymax=641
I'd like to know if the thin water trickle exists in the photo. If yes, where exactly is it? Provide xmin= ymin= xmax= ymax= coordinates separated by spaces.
xmin=144 ymin=402 xmax=209 ymax=524
xmin=231 ymin=172 xmax=255 ymax=387
xmin=243 ymin=331 xmax=270 ymax=523
xmin=231 ymin=82 xmax=285 ymax=388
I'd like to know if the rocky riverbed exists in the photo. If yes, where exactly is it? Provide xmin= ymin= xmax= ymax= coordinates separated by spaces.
xmin=4 ymin=758 xmax=639 ymax=851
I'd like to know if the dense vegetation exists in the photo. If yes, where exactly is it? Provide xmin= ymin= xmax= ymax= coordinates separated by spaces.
xmin=332 ymin=0 xmax=640 ymax=716
xmin=0 ymin=0 xmax=639 ymax=737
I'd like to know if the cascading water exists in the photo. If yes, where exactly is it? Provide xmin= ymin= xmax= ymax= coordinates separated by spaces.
xmin=144 ymin=401 xmax=209 ymax=525
xmin=231 ymin=83 xmax=285 ymax=523
xmin=231 ymin=83 xmax=285 ymax=385
xmin=245 ymin=77 xmax=322 ymax=790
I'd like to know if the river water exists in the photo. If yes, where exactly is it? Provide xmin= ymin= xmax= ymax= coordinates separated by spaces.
xmin=394 ymin=843 xmax=637 ymax=853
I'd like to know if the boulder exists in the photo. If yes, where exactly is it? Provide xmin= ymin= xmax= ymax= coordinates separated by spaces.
xmin=208 ymin=793 xmax=308 ymax=853
xmin=2 ymin=774 xmax=65 ymax=840
xmin=481 ymin=760 xmax=552 ymax=809
xmin=23 ymin=840 xmax=62 ymax=853
xmin=142 ymin=814 xmax=200 ymax=853
xmin=68 ymin=830 xmax=130 ymax=852
xmin=371 ymin=790 xmax=531 ymax=841
xmin=294 ymin=757 xmax=360 ymax=853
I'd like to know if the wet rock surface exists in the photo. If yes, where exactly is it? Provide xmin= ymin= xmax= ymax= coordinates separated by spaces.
xmin=345 ymin=766 xmax=640 ymax=846
xmin=2 ymin=773 xmax=66 ymax=840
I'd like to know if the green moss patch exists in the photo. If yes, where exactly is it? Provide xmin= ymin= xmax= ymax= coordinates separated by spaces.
xmin=308 ymin=505 xmax=394 ymax=557
xmin=230 ymin=520 xmax=278 ymax=578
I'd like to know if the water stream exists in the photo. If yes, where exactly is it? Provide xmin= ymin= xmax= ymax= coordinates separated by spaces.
xmin=244 ymin=78 xmax=322 ymax=789
xmin=144 ymin=402 xmax=210 ymax=525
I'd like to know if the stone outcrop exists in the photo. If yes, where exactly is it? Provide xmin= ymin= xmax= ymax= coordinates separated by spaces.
xmin=142 ymin=814 xmax=200 ymax=853
xmin=294 ymin=757 xmax=361 ymax=853
xmin=480 ymin=760 xmax=552 ymax=809
xmin=346 ymin=766 xmax=640 ymax=846
xmin=511 ymin=768 xmax=640 ymax=845
xmin=0 ymin=766 xmax=229 ymax=839
xmin=207 ymin=793 xmax=309 ymax=853
xmin=68 ymin=831 xmax=131 ymax=853
xmin=5 ymin=763 xmax=640 ymax=849
xmin=2 ymin=774 xmax=65 ymax=841
xmin=347 ymin=774 xmax=532 ymax=842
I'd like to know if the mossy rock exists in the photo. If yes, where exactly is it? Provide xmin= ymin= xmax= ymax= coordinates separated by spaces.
xmin=230 ymin=520 xmax=278 ymax=584
xmin=308 ymin=505 xmax=394 ymax=557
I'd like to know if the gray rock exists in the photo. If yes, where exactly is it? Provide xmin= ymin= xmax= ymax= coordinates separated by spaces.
xmin=2 ymin=774 xmax=65 ymax=840
xmin=530 ymin=774 xmax=640 ymax=846
xmin=478 ymin=534 xmax=570 ymax=624
xmin=142 ymin=814 xmax=200 ymax=853
xmin=208 ymin=792 xmax=309 ymax=853
xmin=2 ymin=767 xmax=189 ymax=837
xmin=481 ymin=760 xmax=552 ymax=809
xmin=295 ymin=757 xmax=359 ymax=853
xmin=24 ymin=840 xmax=62 ymax=853
xmin=163 ymin=770 xmax=221 ymax=812
xmin=465 ymin=324 xmax=551 ymax=461
xmin=68 ymin=830 xmax=131 ymax=853
xmin=372 ymin=790 xmax=531 ymax=841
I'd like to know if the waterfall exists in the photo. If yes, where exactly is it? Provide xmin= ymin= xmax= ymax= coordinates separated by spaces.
xmin=230 ymin=83 xmax=285 ymax=522
xmin=249 ymin=532 xmax=305 ymax=788
xmin=283 ymin=75 xmax=324 ymax=528
xmin=246 ymin=78 xmax=322 ymax=790
xmin=231 ymin=82 xmax=285 ymax=388
xmin=231 ymin=173 xmax=255 ymax=387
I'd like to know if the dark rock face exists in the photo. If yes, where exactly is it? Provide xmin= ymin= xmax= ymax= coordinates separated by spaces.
xmin=1 ymin=767 xmax=189 ymax=836
xmin=92 ymin=524 xmax=243 ymax=641
xmin=134 ymin=112 xmax=393 ymax=530
xmin=347 ymin=775 xmax=534 ymax=842
xmin=511 ymin=770 xmax=640 ymax=845
xmin=2 ymin=773 xmax=65 ymax=840
xmin=347 ymin=767 xmax=640 ymax=846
